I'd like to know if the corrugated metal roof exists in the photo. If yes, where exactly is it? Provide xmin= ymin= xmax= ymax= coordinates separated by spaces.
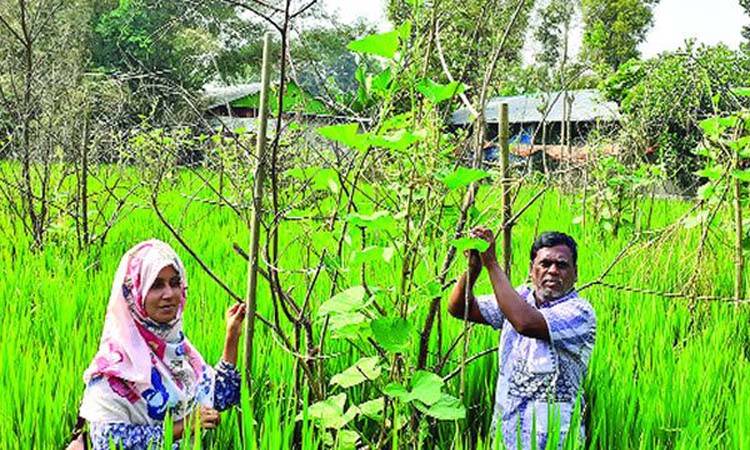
xmin=450 ymin=89 xmax=620 ymax=125
xmin=203 ymin=83 xmax=262 ymax=109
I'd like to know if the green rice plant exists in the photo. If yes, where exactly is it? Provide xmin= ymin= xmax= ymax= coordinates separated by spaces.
xmin=0 ymin=159 xmax=748 ymax=449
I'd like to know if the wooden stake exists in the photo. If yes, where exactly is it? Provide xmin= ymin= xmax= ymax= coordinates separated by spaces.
xmin=244 ymin=32 xmax=272 ymax=387
xmin=499 ymin=103 xmax=512 ymax=279
xmin=734 ymin=166 xmax=744 ymax=303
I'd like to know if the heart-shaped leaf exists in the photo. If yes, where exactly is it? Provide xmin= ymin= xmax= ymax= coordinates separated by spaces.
xmin=371 ymin=317 xmax=412 ymax=353
xmin=408 ymin=370 xmax=444 ymax=405
xmin=417 ymin=79 xmax=466 ymax=104
xmin=301 ymin=393 xmax=351 ymax=429
xmin=348 ymin=30 xmax=400 ymax=59
xmin=318 ymin=123 xmax=370 ymax=151
xmin=355 ymin=397 xmax=385 ymax=420
xmin=319 ymin=286 xmax=367 ymax=317
xmin=383 ymin=382 xmax=409 ymax=400
xmin=423 ymin=394 xmax=466 ymax=420
xmin=331 ymin=357 xmax=382 ymax=388
xmin=437 ymin=167 xmax=491 ymax=189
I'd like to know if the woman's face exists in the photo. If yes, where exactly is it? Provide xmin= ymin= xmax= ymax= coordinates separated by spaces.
xmin=144 ymin=265 xmax=182 ymax=323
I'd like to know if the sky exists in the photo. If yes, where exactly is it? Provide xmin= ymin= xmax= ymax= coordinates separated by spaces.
xmin=322 ymin=0 xmax=749 ymax=59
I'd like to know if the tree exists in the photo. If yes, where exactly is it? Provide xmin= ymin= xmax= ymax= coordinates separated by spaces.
xmin=534 ymin=0 xmax=576 ymax=69
xmin=580 ymin=0 xmax=660 ymax=71
xmin=0 ymin=0 xmax=91 ymax=249
xmin=0 ymin=0 xmax=140 ymax=251
xmin=387 ymin=0 xmax=536 ymax=92
xmin=600 ymin=43 xmax=750 ymax=188
xmin=290 ymin=19 xmax=379 ymax=101
xmin=91 ymin=0 xmax=265 ymax=90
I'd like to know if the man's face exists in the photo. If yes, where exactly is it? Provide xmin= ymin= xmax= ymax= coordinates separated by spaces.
xmin=529 ymin=245 xmax=577 ymax=304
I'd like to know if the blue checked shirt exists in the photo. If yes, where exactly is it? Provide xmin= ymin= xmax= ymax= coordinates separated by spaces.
xmin=477 ymin=286 xmax=596 ymax=450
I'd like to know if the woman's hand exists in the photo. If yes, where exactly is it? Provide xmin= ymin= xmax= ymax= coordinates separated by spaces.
xmin=199 ymin=407 xmax=221 ymax=430
xmin=226 ymin=302 xmax=247 ymax=339
xmin=174 ymin=407 xmax=221 ymax=438
xmin=222 ymin=302 xmax=246 ymax=366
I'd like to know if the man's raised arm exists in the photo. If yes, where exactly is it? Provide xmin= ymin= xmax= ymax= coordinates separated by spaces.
xmin=447 ymin=249 xmax=488 ymax=324
xmin=471 ymin=226 xmax=550 ymax=341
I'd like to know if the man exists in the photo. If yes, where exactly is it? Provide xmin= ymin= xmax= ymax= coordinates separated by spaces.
xmin=448 ymin=227 xmax=596 ymax=450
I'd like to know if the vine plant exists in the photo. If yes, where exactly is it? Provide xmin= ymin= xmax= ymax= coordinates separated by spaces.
xmin=133 ymin=1 xmax=542 ymax=447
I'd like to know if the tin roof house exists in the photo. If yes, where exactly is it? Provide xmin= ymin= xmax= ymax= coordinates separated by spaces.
xmin=451 ymin=89 xmax=620 ymax=163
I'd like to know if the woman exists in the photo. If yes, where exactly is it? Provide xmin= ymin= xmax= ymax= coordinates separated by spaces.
xmin=67 ymin=240 xmax=246 ymax=449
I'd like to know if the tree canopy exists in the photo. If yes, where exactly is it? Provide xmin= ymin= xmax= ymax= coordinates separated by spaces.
xmin=581 ymin=0 xmax=660 ymax=71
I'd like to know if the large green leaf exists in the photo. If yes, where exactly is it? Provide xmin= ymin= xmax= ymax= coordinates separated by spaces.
xmin=397 ymin=21 xmax=412 ymax=43
xmin=328 ymin=310 xmax=370 ymax=339
xmin=700 ymin=117 xmax=724 ymax=139
xmin=301 ymin=393 xmax=352 ymax=429
xmin=728 ymin=136 xmax=750 ymax=154
xmin=437 ymin=167 xmax=491 ymax=189
xmin=318 ymin=286 xmax=367 ymax=316
xmin=348 ymin=30 xmax=400 ymax=59
xmin=329 ymin=312 xmax=367 ymax=331
xmin=371 ymin=317 xmax=412 ymax=353
xmin=697 ymin=183 xmax=717 ymax=201
xmin=719 ymin=116 xmax=741 ymax=128
xmin=732 ymin=169 xmax=750 ymax=182
xmin=312 ymin=169 xmax=340 ymax=194
xmin=694 ymin=165 xmax=724 ymax=180
xmin=424 ymin=394 xmax=466 ymax=420
xmin=733 ymin=87 xmax=750 ymax=97
xmin=355 ymin=397 xmax=385 ymax=420
xmin=331 ymin=357 xmax=382 ymax=388
xmin=371 ymin=68 xmax=393 ymax=96
xmin=417 ymin=79 xmax=466 ymax=104
xmin=408 ymin=370 xmax=444 ymax=405
xmin=332 ymin=321 xmax=372 ymax=341
xmin=383 ymin=382 xmax=409 ymax=400
xmin=450 ymin=237 xmax=490 ymax=252
xmin=336 ymin=429 xmax=360 ymax=450
xmin=351 ymin=246 xmax=395 ymax=266
xmin=318 ymin=123 xmax=370 ymax=151
xmin=383 ymin=371 xmax=444 ymax=406
xmin=369 ymin=130 xmax=421 ymax=151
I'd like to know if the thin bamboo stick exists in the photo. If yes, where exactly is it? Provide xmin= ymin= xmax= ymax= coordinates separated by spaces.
xmin=500 ymin=103 xmax=512 ymax=279
xmin=244 ymin=32 xmax=272 ymax=387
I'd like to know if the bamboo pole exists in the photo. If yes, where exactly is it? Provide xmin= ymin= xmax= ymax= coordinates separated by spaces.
xmin=499 ymin=103 xmax=512 ymax=278
xmin=734 ymin=167 xmax=744 ymax=303
xmin=243 ymin=32 xmax=272 ymax=387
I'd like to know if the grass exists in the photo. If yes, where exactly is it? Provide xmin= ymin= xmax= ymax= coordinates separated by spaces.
xmin=0 ymin=167 xmax=748 ymax=449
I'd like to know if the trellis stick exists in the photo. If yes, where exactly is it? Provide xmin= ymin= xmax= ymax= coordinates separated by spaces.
xmin=244 ymin=32 xmax=272 ymax=387
xmin=499 ymin=103 xmax=512 ymax=278
xmin=734 ymin=158 xmax=744 ymax=303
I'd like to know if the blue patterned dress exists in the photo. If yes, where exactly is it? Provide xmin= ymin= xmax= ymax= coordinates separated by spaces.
xmin=87 ymin=360 xmax=241 ymax=450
